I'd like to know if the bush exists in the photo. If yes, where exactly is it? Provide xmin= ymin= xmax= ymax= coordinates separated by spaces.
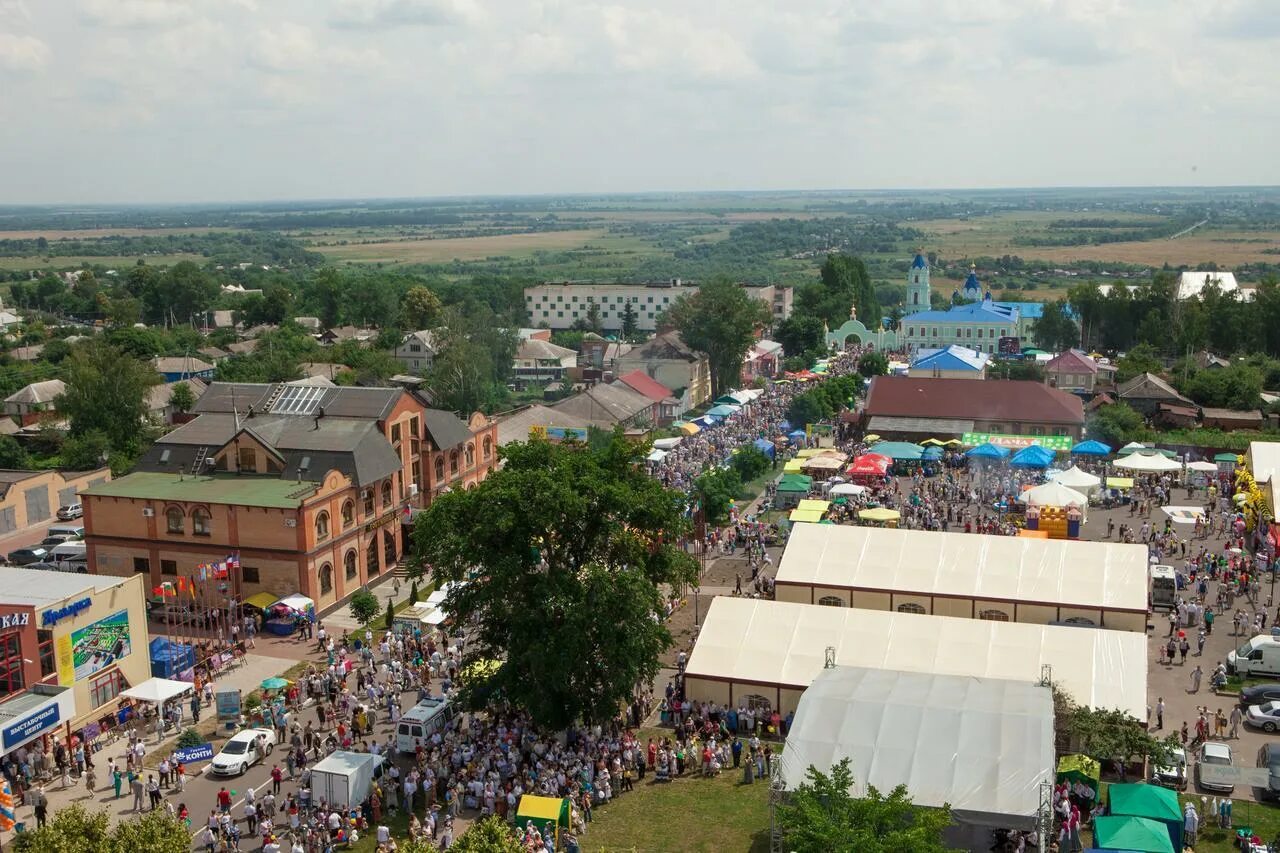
xmin=244 ymin=694 xmax=261 ymax=711
xmin=349 ymin=588 xmax=380 ymax=626
xmin=176 ymin=727 xmax=203 ymax=749
xmin=730 ymin=446 xmax=771 ymax=483
xmin=384 ymin=598 xmax=395 ymax=629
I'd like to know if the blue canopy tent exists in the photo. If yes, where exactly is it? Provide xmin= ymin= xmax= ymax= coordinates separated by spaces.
xmin=778 ymin=421 xmax=792 ymax=433
xmin=149 ymin=637 xmax=195 ymax=679
xmin=787 ymin=429 xmax=807 ymax=442
xmin=1072 ymin=439 xmax=1112 ymax=456
xmin=693 ymin=415 xmax=719 ymax=429
xmin=921 ymin=445 xmax=943 ymax=460
xmin=1010 ymin=445 xmax=1056 ymax=468
xmin=752 ymin=438 xmax=776 ymax=459
xmin=965 ymin=442 xmax=1010 ymax=460
xmin=869 ymin=441 xmax=924 ymax=461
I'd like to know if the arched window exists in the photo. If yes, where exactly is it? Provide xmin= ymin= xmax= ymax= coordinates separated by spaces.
xmin=344 ymin=549 xmax=358 ymax=581
xmin=381 ymin=481 xmax=393 ymax=508
xmin=979 ymin=609 xmax=1009 ymax=622
xmin=319 ymin=563 xmax=333 ymax=595
xmin=362 ymin=489 xmax=374 ymax=516
xmin=465 ymin=443 xmax=475 ymax=467
xmin=192 ymin=507 xmax=211 ymax=536
xmin=897 ymin=603 xmax=927 ymax=615
xmin=817 ymin=596 xmax=844 ymax=607
xmin=316 ymin=511 xmax=330 ymax=541
xmin=166 ymin=507 xmax=184 ymax=534
xmin=341 ymin=500 xmax=355 ymax=528
xmin=434 ymin=457 xmax=445 ymax=481
xmin=482 ymin=437 xmax=492 ymax=460
xmin=449 ymin=451 xmax=459 ymax=475
xmin=366 ymin=536 xmax=380 ymax=576
xmin=383 ymin=529 xmax=397 ymax=567
xmin=1061 ymin=616 xmax=1096 ymax=627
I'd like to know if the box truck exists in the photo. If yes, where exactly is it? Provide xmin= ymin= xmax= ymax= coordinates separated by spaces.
xmin=308 ymin=751 xmax=385 ymax=810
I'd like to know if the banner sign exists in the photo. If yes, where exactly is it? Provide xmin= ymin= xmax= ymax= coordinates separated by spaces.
xmin=962 ymin=432 xmax=1072 ymax=452
xmin=1197 ymin=764 xmax=1270 ymax=788
xmin=530 ymin=426 xmax=589 ymax=442
xmin=2 ymin=701 xmax=59 ymax=750
xmin=173 ymin=743 xmax=214 ymax=764
xmin=41 ymin=597 xmax=91 ymax=627
xmin=70 ymin=608 xmax=132 ymax=682
xmin=215 ymin=690 xmax=241 ymax=722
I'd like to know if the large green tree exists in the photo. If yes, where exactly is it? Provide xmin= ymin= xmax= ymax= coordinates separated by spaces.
xmin=449 ymin=816 xmax=524 ymax=853
xmin=776 ymin=759 xmax=956 ymax=853
xmin=795 ymin=253 xmax=880 ymax=329
xmin=666 ymin=275 xmax=769 ymax=398
xmin=425 ymin=306 xmax=518 ymax=414
xmin=410 ymin=435 xmax=698 ymax=729
xmin=1032 ymin=300 xmax=1079 ymax=351
xmin=1086 ymin=402 xmax=1151 ymax=448
xmin=57 ymin=339 xmax=161 ymax=456
xmin=401 ymin=285 xmax=443 ymax=330
xmin=12 ymin=804 xmax=189 ymax=853
xmin=774 ymin=315 xmax=827 ymax=360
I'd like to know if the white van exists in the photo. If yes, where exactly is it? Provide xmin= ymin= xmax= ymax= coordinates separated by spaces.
xmin=395 ymin=697 xmax=452 ymax=754
xmin=50 ymin=541 xmax=87 ymax=564
xmin=1228 ymin=634 xmax=1280 ymax=677
xmin=1150 ymin=565 xmax=1178 ymax=612
xmin=47 ymin=524 xmax=85 ymax=540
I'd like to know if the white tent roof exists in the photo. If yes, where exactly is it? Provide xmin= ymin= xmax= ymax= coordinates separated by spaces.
xmin=1186 ymin=460 xmax=1218 ymax=472
xmin=1049 ymin=464 xmax=1102 ymax=491
xmin=121 ymin=677 xmax=193 ymax=705
xmin=778 ymin=667 xmax=1054 ymax=830
xmin=1249 ymin=441 xmax=1280 ymax=482
xmin=652 ymin=437 xmax=682 ymax=450
xmin=830 ymin=483 xmax=866 ymax=496
xmin=684 ymin=597 xmax=1147 ymax=718
xmin=775 ymin=524 xmax=1148 ymax=613
xmin=1017 ymin=480 xmax=1089 ymax=507
xmin=1114 ymin=452 xmax=1183 ymax=472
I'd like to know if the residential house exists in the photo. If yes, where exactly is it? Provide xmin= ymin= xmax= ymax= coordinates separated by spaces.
xmin=4 ymin=379 xmax=65 ymax=425
xmin=0 ymin=467 xmax=110 ymax=534
xmin=495 ymin=404 xmax=593 ymax=447
xmin=9 ymin=345 xmax=43 ymax=363
xmin=152 ymin=356 xmax=216 ymax=383
xmin=512 ymin=339 xmax=578 ymax=389
xmin=1201 ymin=408 xmax=1263 ymax=431
xmin=1193 ymin=350 xmax=1232 ymax=370
xmin=0 ymin=309 xmax=21 ymax=331
xmin=614 ymin=332 xmax=712 ymax=409
xmin=862 ymin=376 xmax=1086 ymax=441
xmin=1043 ymin=349 xmax=1116 ymax=394
xmin=147 ymin=377 xmax=208 ymax=423
xmin=319 ymin=326 xmax=377 ymax=347
xmin=198 ymin=346 xmax=231 ymax=363
xmin=907 ymin=345 xmax=990 ymax=380
xmin=518 ymin=328 xmax=551 ymax=342
xmin=1155 ymin=403 xmax=1200 ymax=428
xmin=742 ymin=340 xmax=783 ymax=381
xmin=297 ymin=362 xmax=354 ymax=383
xmin=220 ymin=283 xmax=263 ymax=297
xmin=394 ymin=330 xmax=437 ymax=375
xmin=293 ymin=317 xmax=323 ymax=333
xmin=1116 ymin=372 xmax=1194 ymax=418
xmin=614 ymin=370 xmax=681 ymax=424
xmin=551 ymin=383 xmax=658 ymax=431
xmin=207 ymin=310 xmax=237 ymax=330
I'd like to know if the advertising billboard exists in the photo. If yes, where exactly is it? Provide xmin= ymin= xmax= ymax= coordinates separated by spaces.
xmin=69 ymin=609 xmax=132 ymax=682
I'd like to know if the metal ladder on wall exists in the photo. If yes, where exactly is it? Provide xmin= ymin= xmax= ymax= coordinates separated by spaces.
xmin=189 ymin=446 xmax=208 ymax=475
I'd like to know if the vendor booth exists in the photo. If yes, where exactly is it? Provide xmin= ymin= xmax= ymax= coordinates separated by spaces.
xmin=1056 ymin=754 xmax=1100 ymax=803
xmin=515 ymin=795 xmax=571 ymax=844
xmin=1108 ymin=784 xmax=1182 ymax=853
xmin=263 ymin=594 xmax=315 ymax=636
xmin=1091 ymin=815 xmax=1174 ymax=853
xmin=1114 ymin=452 xmax=1182 ymax=473
xmin=148 ymin=637 xmax=195 ymax=679
xmin=1050 ymin=465 xmax=1103 ymax=496
xmin=242 ymin=592 xmax=279 ymax=617
xmin=121 ymin=677 xmax=195 ymax=742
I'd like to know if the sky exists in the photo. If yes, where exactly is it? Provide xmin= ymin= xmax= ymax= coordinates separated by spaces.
xmin=1 ymin=0 xmax=1278 ymax=204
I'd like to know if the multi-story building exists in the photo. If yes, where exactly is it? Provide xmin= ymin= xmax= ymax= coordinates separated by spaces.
xmin=523 ymin=281 xmax=791 ymax=332
xmin=511 ymin=339 xmax=578 ymax=389
xmin=393 ymin=330 xmax=436 ymax=375
xmin=82 ymin=382 xmax=497 ymax=613
xmin=900 ymin=254 xmax=1047 ymax=351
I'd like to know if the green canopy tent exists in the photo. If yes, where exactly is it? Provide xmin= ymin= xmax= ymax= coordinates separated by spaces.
xmin=1056 ymin=754 xmax=1100 ymax=801
xmin=1091 ymin=815 xmax=1173 ymax=853
xmin=1107 ymin=784 xmax=1182 ymax=852
xmin=868 ymin=441 xmax=924 ymax=461
xmin=515 ymin=795 xmax=571 ymax=844
xmin=1215 ymin=452 xmax=1241 ymax=463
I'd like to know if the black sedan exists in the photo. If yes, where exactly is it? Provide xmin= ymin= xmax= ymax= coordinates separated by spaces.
xmin=6 ymin=547 xmax=49 ymax=566
xmin=1241 ymin=684 xmax=1280 ymax=708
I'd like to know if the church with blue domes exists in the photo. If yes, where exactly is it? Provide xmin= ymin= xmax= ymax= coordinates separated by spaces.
xmin=899 ymin=253 xmax=1046 ymax=354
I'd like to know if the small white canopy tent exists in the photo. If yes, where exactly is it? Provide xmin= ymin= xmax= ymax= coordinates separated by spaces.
xmin=830 ymin=483 xmax=867 ymax=496
xmin=1114 ymin=453 xmax=1183 ymax=473
xmin=122 ymin=677 xmax=195 ymax=742
xmin=1049 ymin=465 xmax=1102 ymax=494
xmin=1017 ymin=481 xmax=1088 ymax=507
xmin=1186 ymin=460 xmax=1218 ymax=472
xmin=777 ymin=666 xmax=1053 ymax=846
xmin=652 ymin=437 xmax=682 ymax=451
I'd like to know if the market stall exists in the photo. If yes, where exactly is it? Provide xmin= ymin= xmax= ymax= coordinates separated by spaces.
xmin=264 ymin=594 xmax=315 ymax=636
xmin=515 ymin=795 xmax=571 ymax=845
xmin=1114 ymin=452 xmax=1182 ymax=473
xmin=1056 ymin=754 xmax=1101 ymax=802
xmin=148 ymin=637 xmax=195 ymax=679
xmin=1010 ymin=445 xmax=1056 ymax=469
xmin=1108 ymin=784 xmax=1182 ymax=853
xmin=1050 ymin=465 xmax=1103 ymax=496
xmin=1091 ymin=815 xmax=1173 ymax=853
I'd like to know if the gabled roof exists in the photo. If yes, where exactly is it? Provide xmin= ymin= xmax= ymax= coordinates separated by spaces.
xmin=192 ymin=382 xmax=402 ymax=420
xmin=198 ymin=346 xmax=230 ymax=361
xmin=421 ymin=409 xmax=473 ymax=451
xmin=1201 ymin=407 xmax=1261 ymax=422
xmin=5 ymin=379 xmax=65 ymax=405
xmin=552 ymin=383 xmax=654 ymax=426
xmin=517 ymin=339 xmax=577 ymax=361
xmin=1178 ymin=271 xmax=1239 ymax=299
xmin=1045 ymin=349 xmax=1100 ymax=374
xmin=147 ymin=377 xmax=208 ymax=412
xmin=152 ymin=356 xmax=215 ymax=375
xmin=910 ymin=345 xmax=989 ymax=373
xmin=624 ymin=332 xmax=697 ymax=362
xmin=614 ymin=370 xmax=675 ymax=403
xmin=904 ymin=302 xmax=1018 ymax=324
xmin=495 ymin=404 xmax=592 ymax=446
xmin=1117 ymin=372 xmax=1192 ymax=404
xmin=864 ymin=376 xmax=1084 ymax=425
xmin=399 ymin=329 xmax=436 ymax=351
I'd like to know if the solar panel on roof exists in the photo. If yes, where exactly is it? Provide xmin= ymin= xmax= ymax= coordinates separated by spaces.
xmin=270 ymin=385 xmax=326 ymax=415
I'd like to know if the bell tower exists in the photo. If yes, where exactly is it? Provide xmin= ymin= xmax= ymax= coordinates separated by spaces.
xmin=906 ymin=251 xmax=930 ymax=314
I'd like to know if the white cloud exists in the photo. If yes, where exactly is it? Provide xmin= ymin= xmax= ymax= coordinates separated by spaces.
xmin=0 ymin=31 xmax=47 ymax=71
xmin=329 ymin=0 xmax=482 ymax=29
xmin=79 ymin=0 xmax=193 ymax=29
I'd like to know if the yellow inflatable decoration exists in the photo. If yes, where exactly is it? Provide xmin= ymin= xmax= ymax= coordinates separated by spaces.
xmin=1234 ymin=463 xmax=1269 ymax=533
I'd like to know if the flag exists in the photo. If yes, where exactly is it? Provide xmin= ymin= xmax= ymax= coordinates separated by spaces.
xmin=197 ymin=563 xmax=207 ymax=582
xmin=175 ymin=577 xmax=188 ymax=594
xmin=227 ymin=552 xmax=240 ymax=570
xmin=0 ymin=778 xmax=15 ymax=831
xmin=212 ymin=561 xmax=228 ymax=580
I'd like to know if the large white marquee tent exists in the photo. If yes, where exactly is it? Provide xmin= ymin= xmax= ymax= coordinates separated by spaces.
xmin=683 ymin=597 xmax=1147 ymax=718
xmin=777 ymin=667 xmax=1054 ymax=845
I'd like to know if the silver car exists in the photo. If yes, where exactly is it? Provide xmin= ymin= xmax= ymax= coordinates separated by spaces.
xmin=1197 ymin=741 xmax=1235 ymax=793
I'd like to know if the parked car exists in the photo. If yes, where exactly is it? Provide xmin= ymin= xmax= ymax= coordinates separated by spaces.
xmin=6 ymin=547 xmax=48 ymax=566
xmin=1153 ymin=745 xmax=1187 ymax=790
xmin=1258 ymin=743 xmax=1280 ymax=802
xmin=1197 ymin=741 xmax=1235 ymax=793
xmin=1241 ymin=684 xmax=1280 ymax=709
xmin=56 ymin=503 xmax=83 ymax=520
xmin=1247 ymin=702 xmax=1280 ymax=733
xmin=39 ymin=535 xmax=72 ymax=549
xmin=209 ymin=728 xmax=276 ymax=777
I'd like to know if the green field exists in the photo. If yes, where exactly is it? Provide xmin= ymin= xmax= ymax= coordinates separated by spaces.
xmin=0 ymin=252 xmax=204 ymax=272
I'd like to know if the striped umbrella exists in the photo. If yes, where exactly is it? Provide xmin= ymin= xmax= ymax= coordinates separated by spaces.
xmin=0 ymin=777 xmax=15 ymax=831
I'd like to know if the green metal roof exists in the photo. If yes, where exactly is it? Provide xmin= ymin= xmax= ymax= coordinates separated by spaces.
xmin=82 ymin=472 xmax=313 ymax=509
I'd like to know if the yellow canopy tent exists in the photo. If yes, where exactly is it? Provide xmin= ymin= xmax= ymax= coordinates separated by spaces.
xmin=1106 ymin=477 xmax=1134 ymax=489
xmin=244 ymin=592 xmax=278 ymax=612
xmin=678 ymin=422 xmax=700 ymax=436
xmin=783 ymin=459 xmax=805 ymax=474
xmin=795 ymin=448 xmax=827 ymax=458
xmin=920 ymin=438 xmax=945 ymax=446
xmin=859 ymin=508 xmax=901 ymax=522
xmin=789 ymin=509 xmax=826 ymax=523
xmin=796 ymin=499 xmax=831 ymax=513
xmin=515 ymin=795 xmax=571 ymax=844
xmin=864 ymin=434 xmax=881 ymax=442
